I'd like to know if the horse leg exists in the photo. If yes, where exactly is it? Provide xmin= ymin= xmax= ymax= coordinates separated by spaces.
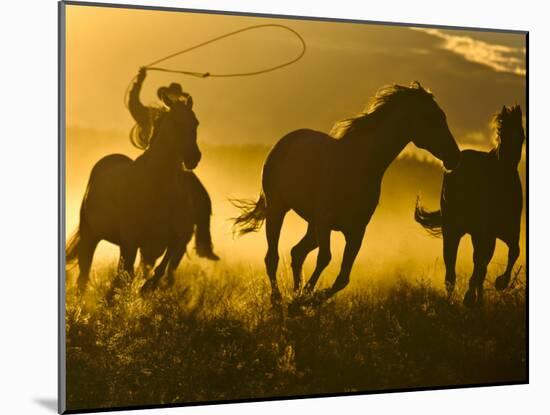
xmin=464 ymin=234 xmax=496 ymax=307
xmin=76 ymin=229 xmax=99 ymax=295
xmin=138 ymin=246 xmax=166 ymax=294
xmin=495 ymin=240 xmax=520 ymax=290
xmin=303 ymin=224 xmax=331 ymax=293
xmin=325 ymin=227 xmax=365 ymax=298
xmin=141 ymin=249 xmax=169 ymax=294
xmin=442 ymin=227 xmax=462 ymax=297
xmin=139 ymin=262 xmax=153 ymax=278
xmin=139 ymin=247 xmax=161 ymax=280
xmin=109 ymin=243 xmax=138 ymax=299
xmin=290 ymin=224 xmax=318 ymax=293
xmin=119 ymin=243 xmax=137 ymax=276
xmin=165 ymin=235 xmax=192 ymax=287
xmin=186 ymin=173 xmax=219 ymax=260
xmin=138 ymin=254 xmax=154 ymax=279
xmin=264 ymin=205 xmax=287 ymax=306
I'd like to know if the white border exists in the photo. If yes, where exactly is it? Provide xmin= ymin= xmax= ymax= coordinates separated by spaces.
xmin=1 ymin=1 xmax=546 ymax=414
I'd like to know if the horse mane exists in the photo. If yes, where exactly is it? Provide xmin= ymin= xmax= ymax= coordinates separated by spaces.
xmin=330 ymin=82 xmax=434 ymax=139
xmin=492 ymin=105 xmax=523 ymax=148
xmin=490 ymin=104 xmax=524 ymax=168
xmin=130 ymin=104 xmax=169 ymax=150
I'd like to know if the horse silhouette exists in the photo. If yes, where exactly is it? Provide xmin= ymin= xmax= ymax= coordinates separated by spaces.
xmin=232 ymin=82 xmax=461 ymax=306
xmin=415 ymin=105 xmax=525 ymax=307
xmin=66 ymin=99 xmax=201 ymax=296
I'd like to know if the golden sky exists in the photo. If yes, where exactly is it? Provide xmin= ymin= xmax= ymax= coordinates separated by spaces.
xmin=65 ymin=3 xmax=526 ymax=148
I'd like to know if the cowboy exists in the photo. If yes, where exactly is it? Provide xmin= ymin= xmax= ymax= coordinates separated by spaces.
xmin=128 ymin=67 xmax=219 ymax=260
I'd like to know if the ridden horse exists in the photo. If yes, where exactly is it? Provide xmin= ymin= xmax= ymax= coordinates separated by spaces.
xmin=415 ymin=105 xmax=525 ymax=307
xmin=139 ymin=171 xmax=216 ymax=293
xmin=232 ymin=82 xmax=461 ymax=306
xmin=66 ymin=99 xmax=201 ymax=295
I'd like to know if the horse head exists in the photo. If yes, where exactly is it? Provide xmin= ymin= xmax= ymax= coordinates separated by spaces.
xmin=406 ymin=82 xmax=461 ymax=170
xmin=494 ymin=105 xmax=525 ymax=168
xmin=159 ymin=97 xmax=202 ymax=170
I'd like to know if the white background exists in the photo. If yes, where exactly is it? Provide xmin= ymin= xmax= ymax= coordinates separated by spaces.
xmin=0 ymin=0 xmax=546 ymax=413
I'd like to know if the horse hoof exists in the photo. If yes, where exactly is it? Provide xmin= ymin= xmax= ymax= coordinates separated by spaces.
xmin=271 ymin=301 xmax=284 ymax=319
xmin=105 ymin=288 xmax=117 ymax=305
xmin=303 ymin=284 xmax=314 ymax=294
xmin=140 ymin=279 xmax=158 ymax=295
xmin=288 ymin=299 xmax=304 ymax=317
xmin=445 ymin=281 xmax=455 ymax=298
xmin=311 ymin=289 xmax=331 ymax=305
xmin=270 ymin=291 xmax=283 ymax=307
xmin=463 ymin=289 xmax=477 ymax=308
xmin=495 ymin=275 xmax=510 ymax=291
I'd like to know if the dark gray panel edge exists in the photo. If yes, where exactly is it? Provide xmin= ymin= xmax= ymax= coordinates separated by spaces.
xmin=58 ymin=1 xmax=67 ymax=413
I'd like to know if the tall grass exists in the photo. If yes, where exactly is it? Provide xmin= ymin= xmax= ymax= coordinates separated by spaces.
xmin=66 ymin=263 xmax=526 ymax=411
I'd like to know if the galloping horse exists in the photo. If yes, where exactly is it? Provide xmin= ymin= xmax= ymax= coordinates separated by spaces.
xmin=233 ymin=82 xmax=461 ymax=306
xmin=66 ymin=99 xmax=201 ymax=295
xmin=415 ymin=105 xmax=525 ymax=307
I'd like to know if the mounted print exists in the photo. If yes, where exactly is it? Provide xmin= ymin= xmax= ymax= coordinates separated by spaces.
xmin=59 ymin=1 xmax=528 ymax=413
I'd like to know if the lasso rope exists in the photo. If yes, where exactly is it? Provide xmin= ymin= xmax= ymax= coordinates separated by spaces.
xmin=124 ymin=24 xmax=306 ymax=109
xmin=144 ymin=24 xmax=306 ymax=78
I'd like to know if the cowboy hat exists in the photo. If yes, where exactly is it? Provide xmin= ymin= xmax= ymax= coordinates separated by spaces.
xmin=157 ymin=83 xmax=188 ymax=107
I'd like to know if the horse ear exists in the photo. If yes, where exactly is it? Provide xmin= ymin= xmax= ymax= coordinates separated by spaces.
xmin=513 ymin=104 xmax=522 ymax=117
xmin=411 ymin=80 xmax=422 ymax=89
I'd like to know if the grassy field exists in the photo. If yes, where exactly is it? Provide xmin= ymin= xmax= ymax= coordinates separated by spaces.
xmin=65 ymin=261 xmax=526 ymax=412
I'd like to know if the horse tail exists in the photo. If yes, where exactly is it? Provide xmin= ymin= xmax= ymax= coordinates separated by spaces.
xmin=66 ymin=172 xmax=92 ymax=268
xmin=66 ymin=228 xmax=80 ymax=267
xmin=414 ymin=196 xmax=443 ymax=237
xmin=231 ymin=193 xmax=267 ymax=236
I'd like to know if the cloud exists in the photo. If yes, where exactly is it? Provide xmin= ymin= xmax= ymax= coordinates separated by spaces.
xmin=412 ymin=28 xmax=526 ymax=76
xmin=462 ymin=131 xmax=487 ymax=143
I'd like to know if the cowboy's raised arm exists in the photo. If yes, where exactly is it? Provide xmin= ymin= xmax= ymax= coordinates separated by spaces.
xmin=128 ymin=67 xmax=149 ymax=124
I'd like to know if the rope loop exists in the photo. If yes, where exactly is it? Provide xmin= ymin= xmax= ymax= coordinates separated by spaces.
xmin=143 ymin=24 xmax=306 ymax=78
xmin=124 ymin=24 xmax=306 ymax=108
